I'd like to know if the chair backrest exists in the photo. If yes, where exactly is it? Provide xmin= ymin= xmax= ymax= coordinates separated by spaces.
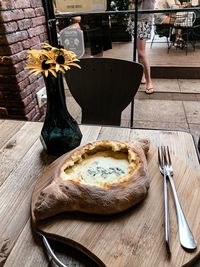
xmin=65 ymin=57 xmax=143 ymax=126
xmin=155 ymin=24 xmax=172 ymax=38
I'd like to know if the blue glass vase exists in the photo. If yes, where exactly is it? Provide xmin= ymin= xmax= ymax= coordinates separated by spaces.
xmin=40 ymin=72 xmax=82 ymax=157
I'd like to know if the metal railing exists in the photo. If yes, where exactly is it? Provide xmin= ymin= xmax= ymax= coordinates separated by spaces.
xmin=42 ymin=0 xmax=200 ymax=128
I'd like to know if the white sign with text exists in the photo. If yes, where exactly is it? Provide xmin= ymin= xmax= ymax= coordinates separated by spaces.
xmin=56 ymin=0 xmax=106 ymax=12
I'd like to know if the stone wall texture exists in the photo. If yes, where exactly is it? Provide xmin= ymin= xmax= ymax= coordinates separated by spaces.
xmin=0 ymin=0 xmax=48 ymax=120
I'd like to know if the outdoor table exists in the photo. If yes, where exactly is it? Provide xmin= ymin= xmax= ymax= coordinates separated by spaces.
xmin=0 ymin=119 xmax=200 ymax=267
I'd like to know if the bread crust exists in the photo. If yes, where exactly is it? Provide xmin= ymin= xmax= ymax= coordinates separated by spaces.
xmin=34 ymin=139 xmax=150 ymax=221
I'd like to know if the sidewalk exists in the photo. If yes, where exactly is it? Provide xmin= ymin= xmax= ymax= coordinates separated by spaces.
xmin=65 ymin=78 xmax=200 ymax=147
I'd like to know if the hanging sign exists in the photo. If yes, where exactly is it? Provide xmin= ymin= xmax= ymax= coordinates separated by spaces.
xmin=55 ymin=0 xmax=106 ymax=12
xmin=59 ymin=28 xmax=85 ymax=58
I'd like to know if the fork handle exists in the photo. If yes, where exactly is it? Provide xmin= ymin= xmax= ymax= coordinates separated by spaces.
xmin=164 ymin=174 xmax=171 ymax=253
xmin=168 ymin=174 xmax=197 ymax=250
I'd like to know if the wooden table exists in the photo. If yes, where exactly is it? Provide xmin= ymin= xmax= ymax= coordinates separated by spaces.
xmin=0 ymin=119 xmax=200 ymax=267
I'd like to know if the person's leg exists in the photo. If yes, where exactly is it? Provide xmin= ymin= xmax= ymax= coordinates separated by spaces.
xmin=137 ymin=39 xmax=153 ymax=94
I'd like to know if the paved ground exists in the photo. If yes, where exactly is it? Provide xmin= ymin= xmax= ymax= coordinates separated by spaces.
xmin=65 ymin=77 xmax=200 ymax=148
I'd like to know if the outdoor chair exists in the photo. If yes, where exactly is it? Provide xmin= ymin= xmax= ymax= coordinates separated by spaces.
xmin=150 ymin=24 xmax=174 ymax=53
xmin=65 ymin=57 xmax=143 ymax=126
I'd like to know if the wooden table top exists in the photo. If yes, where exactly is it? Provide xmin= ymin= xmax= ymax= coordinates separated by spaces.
xmin=0 ymin=119 xmax=200 ymax=267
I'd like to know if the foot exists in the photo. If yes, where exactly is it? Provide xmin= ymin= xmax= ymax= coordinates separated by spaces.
xmin=145 ymin=82 xmax=154 ymax=94
xmin=145 ymin=87 xmax=154 ymax=94
xmin=141 ymin=77 xmax=146 ymax=84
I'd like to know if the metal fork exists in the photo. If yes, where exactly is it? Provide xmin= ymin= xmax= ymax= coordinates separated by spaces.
xmin=161 ymin=146 xmax=197 ymax=250
xmin=158 ymin=147 xmax=171 ymax=253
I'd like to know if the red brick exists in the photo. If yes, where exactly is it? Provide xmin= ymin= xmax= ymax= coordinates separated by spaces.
xmin=17 ymin=78 xmax=30 ymax=91
xmin=35 ymin=105 xmax=40 ymax=113
xmin=0 ymin=31 xmax=28 ymax=45
xmin=0 ymin=0 xmax=13 ymax=10
xmin=39 ymin=114 xmax=45 ymax=122
xmin=22 ymin=94 xmax=34 ymax=106
xmin=30 ymin=0 xmax=43 ymax=8
xmin=14 ymin=61 xmax=26 ymax=74
xmin=35 ymin=7 xmax=45 ymax=16
xmin=31 ymin=43 xmax=44 ymax=50
xmin=0 ymin=22 xmax=18 ymax=33
xmin=29 ymin=80 xmax=43 ymax=93
xmin=25 ymin=83 xmax=35 ymax=94
xmin=0 ymin=51 xmax=27 ymax=65
xmin=0 ymin=82 xmax=30 ymax=94
xmin=17 ymin=19 xmax=32 ymax=30
xmin=32 ymin=16 xmax=46 ymax=27
xmin=25 ymin=101 xmax=37 ymax=115
xmin=34 ymin=78 xmax=45 ymax=92
xmin=14 ymin=0 xmax=31 ymax=9
xmin=0 ymin=70 xmax=28 ymax=84
xmin=0 ymin=10 xmax=25 ymax=22
xmin=39 ymin=32 xmax=48 ymax=43
xmin=24 ymin=8 xmax=35 ymax=18
xmin=10 ymin=42 xmax=24 ymax=54
xmin=28 ymin=74 xmax=38 ymax=84
xmin=22 ymin=36 xmax=40 ymax=49
xmin=13 ymin=51 xmax=28 ymax=64
xmin=19 ymin=88 xmax=31 ymax=99
xmin=15 ymin=70 xmax=29 ymax=83
xmin=25 ymin=108 xmax=37 ymax=120
xmin=32 ymin=112 xmax=42 ymax=121
xmin=0 ymin=1 xmax=48 ymax=122
xmin=28 ymin=25 xmax=46 ymax=37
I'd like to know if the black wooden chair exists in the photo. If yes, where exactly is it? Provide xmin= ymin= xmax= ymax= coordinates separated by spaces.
xmin=65 ymin=57 xmax=143 ymax=126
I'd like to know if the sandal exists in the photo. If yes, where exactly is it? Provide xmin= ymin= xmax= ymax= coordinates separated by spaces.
xmin=145 ymin=87 xmax=154 ymax=94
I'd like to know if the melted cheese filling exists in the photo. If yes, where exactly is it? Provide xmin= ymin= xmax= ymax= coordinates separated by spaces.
xmin=63 ymin=151 xmax=129 ymax=187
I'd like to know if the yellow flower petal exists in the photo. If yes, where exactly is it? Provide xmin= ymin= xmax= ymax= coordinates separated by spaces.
xmin=26 ymin=43 xmax=80 ymax=76
xmin=55 ymin=63 xmax=60 ymax=72
xmin=49 ymin=69 xmax=57 ymax=77
xmin=44 ymin=70 xmax=49 ymax=77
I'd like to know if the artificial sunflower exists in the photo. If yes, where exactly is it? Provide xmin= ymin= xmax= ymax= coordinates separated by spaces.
xmin=43 ymin=43 xmax=80 ymax=73
xmin=26 ymin=43 xmax=80 ymax=77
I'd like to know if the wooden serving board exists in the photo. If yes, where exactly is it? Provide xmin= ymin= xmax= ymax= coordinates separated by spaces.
xmin=31 ymin=148 xmax=200 ymax=267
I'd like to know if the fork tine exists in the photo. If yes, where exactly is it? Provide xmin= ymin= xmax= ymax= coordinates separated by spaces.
xmin=158 ymin=147 xmax=161 ymax=166
xmin=166 ymin=146 xmax=171 ymax=165
xmin=159 ymin=146 xmax=164 ymax=166
xmin=162 ymin=146 xmax=168 ymax=165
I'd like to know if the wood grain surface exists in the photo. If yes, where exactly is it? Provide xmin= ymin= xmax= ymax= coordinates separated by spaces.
xmin=1 ymin=120 xmax=200 ymax=267
xmin=31 ymin=147 xmax=200 ymax=267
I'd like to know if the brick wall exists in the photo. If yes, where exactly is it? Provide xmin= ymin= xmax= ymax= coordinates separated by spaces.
xmin=0 ymin=0 xmax=48 ymax=120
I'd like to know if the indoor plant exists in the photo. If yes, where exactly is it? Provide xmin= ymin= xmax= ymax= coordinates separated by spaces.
xmin=108 ymin=0 xmax=131 ymax=42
